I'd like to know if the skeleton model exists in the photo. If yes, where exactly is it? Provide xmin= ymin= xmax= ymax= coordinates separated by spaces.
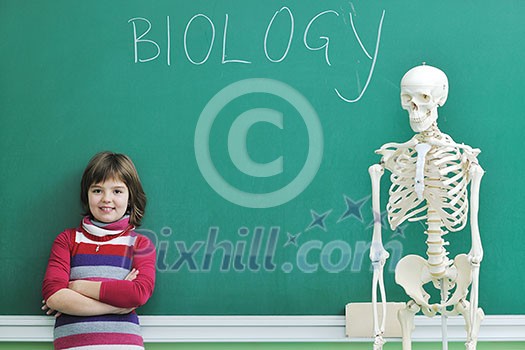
xmin=368 ymin=64 xmax=484 ymax=350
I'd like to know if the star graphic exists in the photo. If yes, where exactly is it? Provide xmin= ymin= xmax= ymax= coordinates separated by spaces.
xmin=337 ymin=194 xmax=370 ymax=223
xmin=284 ymin=232 xmax=302 ymax=247
xmin=306 ymin=209 xmax=333 ymax=232
xmin=391 ymin=223 xmax=408 ymax=239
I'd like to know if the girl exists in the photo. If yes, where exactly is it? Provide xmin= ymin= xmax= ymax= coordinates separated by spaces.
xmin=42 ymin=151 xmax=156 ymax=349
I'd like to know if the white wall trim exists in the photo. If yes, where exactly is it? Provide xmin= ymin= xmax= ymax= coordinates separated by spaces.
xmin=0 ymin=315 xmax=524 ymax=342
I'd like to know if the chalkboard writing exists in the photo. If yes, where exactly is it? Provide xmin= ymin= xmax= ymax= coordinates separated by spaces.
xmin=128 ymin=6 xmax=385 ymax=103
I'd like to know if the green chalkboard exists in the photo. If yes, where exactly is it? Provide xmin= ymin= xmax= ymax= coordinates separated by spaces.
xmin=1 ymin=0 xmax=524 ymax=316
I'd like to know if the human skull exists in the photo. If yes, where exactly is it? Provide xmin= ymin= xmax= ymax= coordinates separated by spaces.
xmin=400 ymin=64 xmax=449 ymax=132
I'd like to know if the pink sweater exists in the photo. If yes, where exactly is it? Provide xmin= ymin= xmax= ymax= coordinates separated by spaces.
xmin=42 ymin=217 xmax=156 ymax=349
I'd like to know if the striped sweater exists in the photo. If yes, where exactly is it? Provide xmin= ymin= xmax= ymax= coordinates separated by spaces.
xmin=42 ymin=216 xmax=156 ymax=349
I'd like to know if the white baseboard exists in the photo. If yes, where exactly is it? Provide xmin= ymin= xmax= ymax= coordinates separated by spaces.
xmin=0 ymin=315 xmax=524 ymax=342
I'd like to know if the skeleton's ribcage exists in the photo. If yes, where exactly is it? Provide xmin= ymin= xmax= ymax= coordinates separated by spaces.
xmin=386 ymin=145 xmax=470 ymax=231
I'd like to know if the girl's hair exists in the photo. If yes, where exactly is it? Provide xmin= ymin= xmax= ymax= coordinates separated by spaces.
xmin=80 ymin=151 xmax=146 ymax=226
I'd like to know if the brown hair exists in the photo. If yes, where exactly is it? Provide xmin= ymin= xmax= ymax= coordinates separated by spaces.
xmin=80 ymin=151 xmax=146 ymax=226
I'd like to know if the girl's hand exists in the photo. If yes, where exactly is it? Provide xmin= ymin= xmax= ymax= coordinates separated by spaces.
xmin=41 ymin=300 xmax=62 ymax=318
xmin=124 ymin=268 xmax=139 ymax=281
xmin=116 ymin=307 xmax=136 ymax=314
xmin=68 ymin=280 xmax=101 ymax=299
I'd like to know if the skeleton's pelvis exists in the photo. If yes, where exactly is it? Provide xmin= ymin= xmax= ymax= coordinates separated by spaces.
xmin=395 ymin=254 xmax=472 ymax=315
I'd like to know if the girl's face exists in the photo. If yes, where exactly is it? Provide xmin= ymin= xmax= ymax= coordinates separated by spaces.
xmin=88 ymin=178 xmax=129 ymax=223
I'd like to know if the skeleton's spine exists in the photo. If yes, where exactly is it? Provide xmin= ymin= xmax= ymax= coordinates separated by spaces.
xmin=425 ymin=206 xmax=449 ymax=278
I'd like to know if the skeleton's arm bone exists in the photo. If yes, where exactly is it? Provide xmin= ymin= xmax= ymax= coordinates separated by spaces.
xmin=468 ymin=163 xmax=484 ymax=265
xmin=369 ymin=163 xmax=389 ymax=263
xmin=467 ymin=162 xmax=484 ymax=346
xmin=369 ymin=163 xmax=389 ymax=340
